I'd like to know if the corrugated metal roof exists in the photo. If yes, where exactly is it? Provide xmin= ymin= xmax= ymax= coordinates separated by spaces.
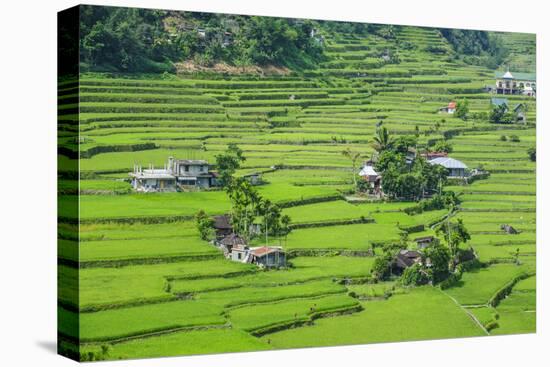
xmin=429 ymin=157 xmax=468 ymax=169
xmin=249 ymin=246 xmax=283 ymax=257
xmin=359 ymin=165 xmax=379 ymax=177
xmin=495 ymin=71 xmax=536 ymax=81
xmin=491 ymin=97 xmax=509 ymax=107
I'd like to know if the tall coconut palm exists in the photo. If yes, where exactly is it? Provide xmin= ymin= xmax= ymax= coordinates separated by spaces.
xmin=342 ymin=148 xmax=362 ymax=190
xmin=371 ymin=126 xmax=394 ymax=153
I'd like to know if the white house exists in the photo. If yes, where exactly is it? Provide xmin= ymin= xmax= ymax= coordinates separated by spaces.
xmin=439 ymin=101 xmax=457 ymax=114
xmin=359 ymin=163 xmax=381 ymax=194
xmin=495 ymin=70 xmax=536 ymax=97
xmin=129 ymin=157 xmax=219 ymax=192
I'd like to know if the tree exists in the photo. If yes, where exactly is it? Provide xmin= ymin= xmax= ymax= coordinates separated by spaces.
xmin=429 ymin=140 xmax=453 ymax=153
xmin=280 ymin=215 xmax=292 ymax=247
xmin=371 ymin=127 xmax=394 ymax=153
xmin=375 ymin=150 xmax=406 ymax=173
xmin=436 ymin=218 xmax=470 ymax=270
xmin=527 ymin=147 xmax=536 ymax=162
xmin=490 ymin=104 xmax=514 ymax=124
xmin=342 ymin=148 xmax=362 ymax=190
xmin=371 ymin=253 xmax=393 ymax=281
xmin=455 ymin=99 xmax=469 ymax=120
xmin=226 ymin=178 xmax=260 ymax=239
xmin=392 ymin=136 xmax=417 ymax=154
xmin=423 ymin=243 xmax=451 ymax=283
xmin=195 ymin=210 xmax=214 ymax=241
xmin=215 ymin=143 xmax=246 ymax=187
xmin=401 ymin=264 xmax=430 ymax=286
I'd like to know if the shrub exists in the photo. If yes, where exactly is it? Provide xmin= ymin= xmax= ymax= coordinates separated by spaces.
xmin=500 ymin=135 xmax=507 ymax=141
xmin=400 ymin=264 xmax=430 ymax=286
xmin=509 ymin=135 xmax=520 ymax=142
xmin=527 ymin=147 xmax=536 ymax=162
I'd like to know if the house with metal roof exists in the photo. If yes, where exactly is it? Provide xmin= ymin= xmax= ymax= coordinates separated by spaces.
xmin=249 ymin=246 xmax=286 ymax=268
xmin=495 ymin=70 xmax=536 ymax=97
xmin=490 ymin=98 xmax=527 ymax=123
xmin=358 ymin=163 xmax=382 ymax=195
xmin=428 ymin=156 xmax=469 ymax=178
xmin=491 ymin=97 xmax=509 ymax=109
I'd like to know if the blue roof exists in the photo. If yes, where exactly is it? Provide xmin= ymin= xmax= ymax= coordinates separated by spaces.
xmin=491 ymin=97 xmax=509 ymax=107
xmin=429 ymin=157 xmax=468 ymax=169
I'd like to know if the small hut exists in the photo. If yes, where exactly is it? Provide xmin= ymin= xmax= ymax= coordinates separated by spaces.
xmin=393 ymin=249 xmax=422 ymax=274
xmin=414 ymin=236 xmax=438 ymax=249
xmin=213 ymin=215 xmax=232 ymax=239
xmin=219 ymin=233 xmax=247 ymax=256
xmin=501 ymin=224 xmax=519 ymax=234
xmin=249 ymin=246 xmax=286 ymax=268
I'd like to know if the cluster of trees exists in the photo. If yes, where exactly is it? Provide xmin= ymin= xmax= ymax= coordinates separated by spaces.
xmin=196 ymin=144 xmax=291 ymax=244
xmin=454 ymin=99 xmax=469 ymax=120
xmin=372 ymin=217 xmax=471 ymax=287
xmin=371 ymin=128 xmax=448 ymax=200
xmin=438 ymin=28 xmax=509 ymax=69
xmin=79 ymin=5 xmax=324 ymax=72
xmin=489 ymin=103 xmax=515 ymax=124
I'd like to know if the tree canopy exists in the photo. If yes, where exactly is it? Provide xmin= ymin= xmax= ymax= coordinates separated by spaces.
xmin=79 ymin=6 xmax=324 ymax=72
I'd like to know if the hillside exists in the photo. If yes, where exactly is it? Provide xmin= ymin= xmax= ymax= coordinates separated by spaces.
xmin=58 ymin=12 xmax=536 ymax=362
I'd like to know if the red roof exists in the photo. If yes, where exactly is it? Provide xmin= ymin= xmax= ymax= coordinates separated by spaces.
xmin=250 ymin=246 xmax=281 ymax=257
xmin=448 ymin=102 xmax=457 ymax=109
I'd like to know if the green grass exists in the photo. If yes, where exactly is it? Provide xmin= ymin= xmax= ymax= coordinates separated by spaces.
xmin=80 ymin=329 xmax=272 ymax=359
xmin=196 ymin=279 xmax=346 ymax=308
xmin=280 ymin=222 xmax=401 ymax=250
xmin=76 ymin=300 xmax=225 ymax=341
xmin=260 ymin=287 xmax=485 ymax=348
xmin=444 ymin=264 xmax=532 ymax=305
xmin=76 ymin=192 xmax=231 ymax=220
xmin=71 ymin=260 xmax=255 ymax=308
xmin=228 ymin=294 xmax=359 ymax=332
xmin=80 ymin=236 xmax=219 ymax=261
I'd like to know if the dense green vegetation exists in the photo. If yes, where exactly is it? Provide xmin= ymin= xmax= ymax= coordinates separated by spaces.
xmin=58 ymin=7 xmax=536 ymax=361
xmin=79 ymin=6 xmax=323 ymax=72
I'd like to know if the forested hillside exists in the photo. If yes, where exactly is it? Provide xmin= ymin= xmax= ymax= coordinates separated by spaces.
xmin=78 ymin=5 xmax=522 ymax=74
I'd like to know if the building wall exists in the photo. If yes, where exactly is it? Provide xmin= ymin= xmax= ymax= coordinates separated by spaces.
xmin=495 ymin=78 xmax=536 ymax=95
xmin=178 ymin=164 xmax=208 ymax=175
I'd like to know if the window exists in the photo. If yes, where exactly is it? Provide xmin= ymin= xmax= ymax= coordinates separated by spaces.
xmin=237 ymin=253 xmax=242 ymax=259
xmin=498 ymin=81 xmax=502 ymax=87
xmin=185 ymin=165 xmax=189 ymax=172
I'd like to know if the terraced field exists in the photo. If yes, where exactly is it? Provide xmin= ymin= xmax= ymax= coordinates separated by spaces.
xmin=58 ymin=23 xmax=536 ymax=361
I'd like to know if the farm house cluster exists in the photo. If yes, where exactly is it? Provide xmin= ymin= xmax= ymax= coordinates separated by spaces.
xmin=212 ymin=215 xmax=286 ymax=268
xmin=358 ymin=152 xmax=471 ymax=195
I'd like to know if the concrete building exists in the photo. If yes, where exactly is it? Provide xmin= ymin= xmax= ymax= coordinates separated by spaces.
xmin=495 ymin=70 xmax=536 ymax=97
xmin=129 ymin=157 xmax=218 ymax=192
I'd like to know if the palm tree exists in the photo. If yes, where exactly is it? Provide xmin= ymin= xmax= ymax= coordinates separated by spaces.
xmin=342 ymin=148 xmax=362 ymax=190
xmin=371 ymin=126 xmax=394 ymax=153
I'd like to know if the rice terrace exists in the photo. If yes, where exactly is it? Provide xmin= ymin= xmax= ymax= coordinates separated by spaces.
xmin=58 ymin=5 xmax=536 ymax=361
